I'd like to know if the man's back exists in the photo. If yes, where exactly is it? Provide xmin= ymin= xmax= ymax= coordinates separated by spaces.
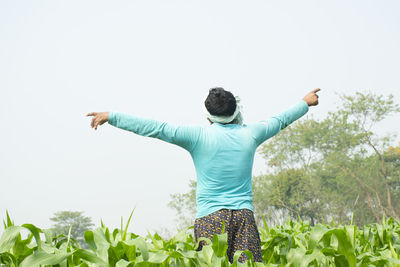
xmin=192 ymin=123 xmax=258 ymax=218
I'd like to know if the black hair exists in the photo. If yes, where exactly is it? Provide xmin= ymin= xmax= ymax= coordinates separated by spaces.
xmin=204 ymin=87 xmax=237 ymax=116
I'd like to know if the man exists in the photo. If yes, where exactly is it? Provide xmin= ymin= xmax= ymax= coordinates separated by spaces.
xmin=87 ymin=88 xmax=320 ymax=263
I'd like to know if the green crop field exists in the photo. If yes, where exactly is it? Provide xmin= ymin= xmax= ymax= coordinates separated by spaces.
xmin=1 ymin=212 xmax=400 ymax=267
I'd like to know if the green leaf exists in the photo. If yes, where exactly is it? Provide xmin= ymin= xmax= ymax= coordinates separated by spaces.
xmin=286 ymin=247 xmax=306 ymax=266
xmin=308 ymin=224 xmax=330 ymax=249
xmin=148 ymin=251 xmax=168 ymax=263
xmin=115 ymin=259 xmax=130 ymax=267
xmin=91 ymin=228 xmax=111 ymax=260
xmin=0 ymin=226 xmax=23 ymax=253
xmin=5 ymin=210 xmax=14 ymax=228
xmin=0 ymin=251 xmax=17 ymax=265
xmin=21 ymin=224 xmax=42 ymax=250
xmin=123 ymin=208 xmax=135 ymax=241
xmin=331 ymin=229 xmax=356 ymax=266
xmin=212 ymin=233 xmax=228 ymax=258
xmin=84 ymin=230 xmax=97 ymax=251
xmin=73 ymin=248 xmax=108 ymax=266
xmin=124 ymin=237 xmax=149 ymax=261
xmin=20 ymin=251 xmax=72 ymax=267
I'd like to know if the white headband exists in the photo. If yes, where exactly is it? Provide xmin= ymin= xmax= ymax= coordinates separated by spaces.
xmin=205 ymin=96 xmax=243 ymax=125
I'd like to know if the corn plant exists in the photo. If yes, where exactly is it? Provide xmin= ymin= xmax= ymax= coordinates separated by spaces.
xmin=1 ymin=211 xmax=400 ymax=266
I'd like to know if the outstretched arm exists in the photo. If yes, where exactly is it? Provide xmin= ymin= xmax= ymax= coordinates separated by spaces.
xmin=253 ymin=88 xmax=320 ymax=145
xmin=86 ymin=111 xmax=201 ymax=152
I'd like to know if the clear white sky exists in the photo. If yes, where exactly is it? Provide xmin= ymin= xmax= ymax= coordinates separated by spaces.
xmin=1 ymin=0 xmax=399 ymax=236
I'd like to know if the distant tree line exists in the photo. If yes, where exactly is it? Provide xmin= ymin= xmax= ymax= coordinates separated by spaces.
xmin=169 ymin=91 xmax=400 ymax=228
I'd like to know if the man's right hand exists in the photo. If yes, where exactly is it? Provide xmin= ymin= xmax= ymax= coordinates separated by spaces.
xmin=303 ymin=88 xmax=321 ymax=106
xmin=86 ymin=112 xmax=109 ymax=130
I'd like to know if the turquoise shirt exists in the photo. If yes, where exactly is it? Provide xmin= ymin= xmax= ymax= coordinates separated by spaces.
xmin=108 ymin=100 xmax=309 ymax=218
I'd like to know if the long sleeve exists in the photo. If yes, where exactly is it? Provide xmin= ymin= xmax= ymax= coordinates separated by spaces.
xmin=251 ymin=100 xmax=309 ymax=146
xmin=108 ymin=112 xmax=202 ymax=152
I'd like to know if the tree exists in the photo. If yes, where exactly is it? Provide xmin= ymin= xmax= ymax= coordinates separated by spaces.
xmin=168 ymin=180 xmax=197 ymax=230
xmin=50 ymin=211 xmax=94 ymax=248
xmin=256 ymin=92 xmax=400 ymax=226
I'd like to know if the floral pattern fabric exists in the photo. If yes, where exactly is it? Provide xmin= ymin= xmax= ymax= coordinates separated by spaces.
xmin=194 ymin=209 xmax=262 ymax=263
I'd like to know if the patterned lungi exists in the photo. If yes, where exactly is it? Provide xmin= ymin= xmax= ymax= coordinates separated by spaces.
xmin=194 ymin=209 xmax=262 ymax=263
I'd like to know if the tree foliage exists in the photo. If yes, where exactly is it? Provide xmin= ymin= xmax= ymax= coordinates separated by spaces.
xmin=168 ymin=180 xmax=197 ymax=230
xmin=50 ymin=210 xmax=94 ymax=247
xmin=256 ymin=92 xmax=400 ymax=226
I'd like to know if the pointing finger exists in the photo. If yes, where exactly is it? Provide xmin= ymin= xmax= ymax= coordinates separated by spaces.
xmin=86 ymin=112 xmax=97 ymax=117
xmin=312 ymin=88 xmax=321 ymax=94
